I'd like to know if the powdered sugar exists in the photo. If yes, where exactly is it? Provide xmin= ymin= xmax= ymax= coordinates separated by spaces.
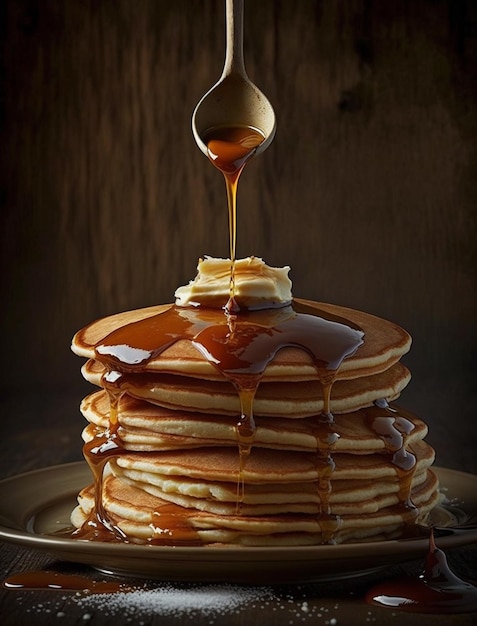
xmin=16 ymin=581 xmax=345 ymax=623
xmin=75 ymin=583 xmax=276 ymax=618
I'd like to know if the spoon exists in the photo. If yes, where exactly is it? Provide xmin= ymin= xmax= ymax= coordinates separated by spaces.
xmin=192 ymin=0 xmax=276 ymax=156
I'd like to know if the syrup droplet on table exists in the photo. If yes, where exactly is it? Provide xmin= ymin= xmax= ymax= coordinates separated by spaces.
xmin=365 ymin=529 xmax=477 ymax=613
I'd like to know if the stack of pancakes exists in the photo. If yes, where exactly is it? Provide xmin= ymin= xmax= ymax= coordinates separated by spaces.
xmin=70 ymin=299 xmax=441 ymax=546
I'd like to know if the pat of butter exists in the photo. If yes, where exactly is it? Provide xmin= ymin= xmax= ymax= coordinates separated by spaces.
xmin=175 ymin=256 xmax=293 ymax=309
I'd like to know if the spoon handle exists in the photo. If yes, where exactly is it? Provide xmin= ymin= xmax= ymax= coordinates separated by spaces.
xmin=222 ymin=0 xmax=246 ymax=77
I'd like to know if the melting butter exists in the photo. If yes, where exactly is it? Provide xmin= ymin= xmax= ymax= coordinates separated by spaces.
xmin=175 ymin=256 xmax=292 ymax=310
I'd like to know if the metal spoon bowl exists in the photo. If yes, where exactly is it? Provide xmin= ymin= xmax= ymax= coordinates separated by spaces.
xmin=192 ymin=0 xmax=276 ymax=156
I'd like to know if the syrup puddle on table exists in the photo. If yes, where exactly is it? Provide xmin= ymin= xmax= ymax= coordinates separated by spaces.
xmin=3 ymin=570 xmax=124 ymax=593
xmin=365 ymin=528 xmax=477 ymax=614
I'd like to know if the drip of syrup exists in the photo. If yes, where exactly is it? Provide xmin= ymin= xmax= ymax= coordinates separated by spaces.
xmin=312 ymin=410 xmax=341 ymax=543
xmin=365 ymin=529 xmax=477 ymax=613
xmin=367 ymin=400 xmax=418 ymax=523
xmin=202 ymin=125 xmax=265 ymax=312
xmin=72 ymin=386 xmax=127 ymax=543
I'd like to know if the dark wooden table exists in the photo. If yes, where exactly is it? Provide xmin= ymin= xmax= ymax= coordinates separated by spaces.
xmin=1 ymin=389 xmax=476 ymax=626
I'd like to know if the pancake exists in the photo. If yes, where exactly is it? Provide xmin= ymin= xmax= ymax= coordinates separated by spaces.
xmin=110 ymin=463 xmax=431 ymax=508
xmin=81 ymin=390 xmax=428 ymax=453
xmin=109 ymin=440 xmax=435 ymax=484
xmin=71 ymin=299 xmax=411 ymax=382
xmin=111 ymin=468 xmax=435 ymax=517
xmin=105 ymin=440 xmax=436 ymax=517
xmin=81 ymin=359 xmax=411 ymax=416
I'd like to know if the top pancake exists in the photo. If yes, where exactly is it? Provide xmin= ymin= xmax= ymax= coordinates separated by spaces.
xmin=72 ymin=299 xmax=411 ymax=382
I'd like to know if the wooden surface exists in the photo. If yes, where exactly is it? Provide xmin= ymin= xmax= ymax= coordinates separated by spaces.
xmin=1 ymin=0 xmax=476 ymax=624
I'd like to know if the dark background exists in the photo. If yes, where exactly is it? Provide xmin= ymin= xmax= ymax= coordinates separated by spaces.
xmin=1 ymin=0 xmax=476 ymax=475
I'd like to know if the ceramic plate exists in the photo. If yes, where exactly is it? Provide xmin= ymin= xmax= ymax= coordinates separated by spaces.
xmin=0 ymin=463 xmax=476 ymax=583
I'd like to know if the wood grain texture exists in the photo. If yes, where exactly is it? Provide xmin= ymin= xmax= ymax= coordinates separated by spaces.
xmin=1 ymin=0 xmax=476 ymax=469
